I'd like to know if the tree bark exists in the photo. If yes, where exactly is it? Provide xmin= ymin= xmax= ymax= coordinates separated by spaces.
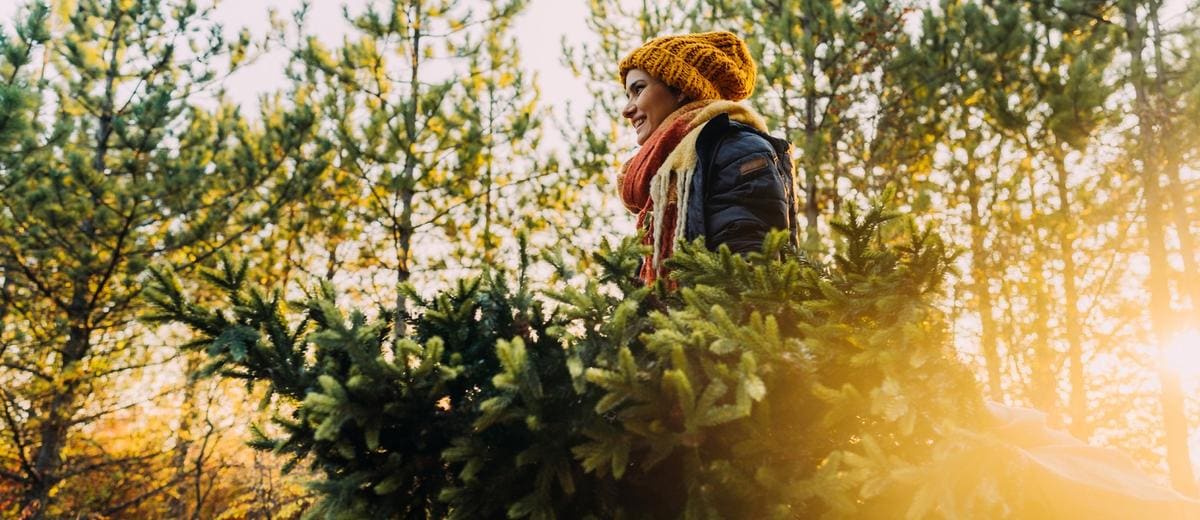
xmin=1123 ymin=0 xmax=1197 ymax=496
xmin=1149 ymin=6 xmax=1200 ymax=313
xmin=966 ymin=143 xmax=1003 ymax=400
xmin=1052 ymin=149 xmax=1088 ymax=439
xmin=801 ymin=0 xmax=821 ymax=251
xmin=169 ymin=355 xmax=201 ymax=518
xmin=22 ymin=4 xmax=123 ymax=513
xmin=24 ymin=305 xmax=90 ymax=518
xmin=1023 ymin=163 xmax=1058 ymax=424
xmin=394 ymin=0 xmax=423 ymax=344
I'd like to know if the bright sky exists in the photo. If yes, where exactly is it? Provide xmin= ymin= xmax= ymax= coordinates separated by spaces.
xmin=205 ymin=0 xmax=595 ymax=116
xmin=4 ymin=0 xmax=1191 ymax=129
xmin=0 ymin=0 xmax=595 ymax=119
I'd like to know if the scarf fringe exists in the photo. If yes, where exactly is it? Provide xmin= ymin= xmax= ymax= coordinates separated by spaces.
xmin=623 ymin=100 xmax=769 ymax=283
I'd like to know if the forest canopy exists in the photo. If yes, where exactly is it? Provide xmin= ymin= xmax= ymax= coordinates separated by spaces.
xmin=1 ymin=0 xmax=1199 ymax=518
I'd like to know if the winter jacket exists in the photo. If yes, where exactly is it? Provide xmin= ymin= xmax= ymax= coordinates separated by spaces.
xmin=682 ymin=113 xmax=798 ymax=254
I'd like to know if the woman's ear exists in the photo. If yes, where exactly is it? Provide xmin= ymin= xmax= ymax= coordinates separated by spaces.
xmin=668 ymin=85 xmax=689 ymax=105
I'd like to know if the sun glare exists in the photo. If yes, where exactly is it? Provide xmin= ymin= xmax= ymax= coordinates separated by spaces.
xmin=1164 ymin=328 xmax=1200 ymax=377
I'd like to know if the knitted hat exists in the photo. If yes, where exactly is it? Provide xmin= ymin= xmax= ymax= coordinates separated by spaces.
xmin=619 ymin=31 xmax=756 ymax=102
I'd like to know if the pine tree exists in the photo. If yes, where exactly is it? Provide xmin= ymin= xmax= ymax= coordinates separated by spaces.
xmin=896 ymin=1 xmax=1200 ymax=484
xmin=714 ymin=0 xmax=926 ymax=250
xmin=558 ymin=0 xmax=705 ymax=268
xmin=276 ymin=0 xmax=588 ymax=301
xmin=147 ymin=198 xmax=1056 ymax=518
xmin=911 ymin=0 xmax=1122 ymax=433
xmin=0 ymin=1 xmax=325 ymax=516
xmin=1121 ymin=0 xmax=1197 ymax=495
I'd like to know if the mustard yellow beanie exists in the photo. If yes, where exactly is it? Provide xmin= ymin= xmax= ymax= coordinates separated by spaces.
xmin=619 ymin=31 xmax=756 ymax=102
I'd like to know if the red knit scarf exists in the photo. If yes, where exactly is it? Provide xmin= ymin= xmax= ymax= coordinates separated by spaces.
xmin=619 ymin=101 xmax=712 ymax=285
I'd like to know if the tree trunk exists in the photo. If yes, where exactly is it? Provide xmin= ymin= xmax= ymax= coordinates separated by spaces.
xmin=1163 ymin=153 xmax=1200 ymax=311
xmin=1149 ymin=6 xmax=1200 ymax=313
xmin=22 ymin=6 xmax=123 ymax=512
xmin=1023 ymin=165 xmax=1058 ymax=424
xmin=1052 ymin=149 xmax=1087 ymax=439
xmin=394 ymin=0 xmax=423 ymax=343
xmin=483 ymin=82 xmax=496 ymax=265
xmin=24 ymin=309 xmax=89 ymax=518
xmin=801 ymin=0 xmax=821 ymax=251
xmin=0 ymin=264 xmax=12 ymax=347
xmin=966 ymin=144 xmax=1003 ymax=400
xmin=1124 ymin=0 xmax=1197 ymax=496
xmin=169 ymin=355 xmax=201 ymax=518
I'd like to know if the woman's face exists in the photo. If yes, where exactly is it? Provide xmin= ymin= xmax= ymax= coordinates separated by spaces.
xmin=622 ymin=69 xmax=686 ymax=145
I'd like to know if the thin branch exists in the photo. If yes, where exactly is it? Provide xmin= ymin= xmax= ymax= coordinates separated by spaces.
xmin=0 ymin=389 xmax=36 ymax=480
xmin=411 ymin=168 xmax=569 ymax=230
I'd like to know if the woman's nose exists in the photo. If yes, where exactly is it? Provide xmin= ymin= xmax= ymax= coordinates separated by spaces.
xmin=621 ymin=99 xmax=636 ymax=120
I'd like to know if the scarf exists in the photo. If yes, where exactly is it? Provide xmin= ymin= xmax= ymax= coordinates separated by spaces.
xmin=619 ymin=100 xmax=769 ymax=285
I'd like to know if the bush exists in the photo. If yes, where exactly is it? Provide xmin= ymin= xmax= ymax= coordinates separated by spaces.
xmin=146 ymin=204 xmax=1031 ymax=519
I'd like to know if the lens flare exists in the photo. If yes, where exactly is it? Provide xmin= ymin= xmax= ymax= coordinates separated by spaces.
xmin=1163 ymin=328 xmax=1200 ymax=377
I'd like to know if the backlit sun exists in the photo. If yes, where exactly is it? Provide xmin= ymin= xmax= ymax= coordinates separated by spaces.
xmin=1164 ymin=328 xmax=1200 ymax=377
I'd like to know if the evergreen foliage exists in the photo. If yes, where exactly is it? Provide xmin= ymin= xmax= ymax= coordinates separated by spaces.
xmin=148 ymin=202 xmax=1039 ymax=519
xmin=0 ymin=0 xmax=325 ymax=515
xmin=273 ymin=0 xmax=585 ymax=293
xmin=4 ymin=0 xmax=1200 ymax=515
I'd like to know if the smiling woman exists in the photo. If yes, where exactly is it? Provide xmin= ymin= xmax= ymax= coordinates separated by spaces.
xmin=614 ymin=31 xmax=798 ymax=285
xmin=621 ymin=70 xmax=688 ymax=145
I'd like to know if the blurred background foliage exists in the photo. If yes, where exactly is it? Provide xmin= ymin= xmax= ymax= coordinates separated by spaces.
xmin=1 ymin=0 xmax=1199 ymax=517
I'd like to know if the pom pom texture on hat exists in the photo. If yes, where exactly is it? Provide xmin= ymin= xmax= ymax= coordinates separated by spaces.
xmin=619 ymin=31 xmax=756 ymax=102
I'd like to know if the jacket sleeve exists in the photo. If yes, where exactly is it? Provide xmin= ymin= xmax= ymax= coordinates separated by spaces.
xmin=703 ymin=130 xmax=793 ymax=254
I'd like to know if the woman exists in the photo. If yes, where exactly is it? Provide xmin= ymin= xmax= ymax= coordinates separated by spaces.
xmin=617 ymin=31 xmax=797 ymax=285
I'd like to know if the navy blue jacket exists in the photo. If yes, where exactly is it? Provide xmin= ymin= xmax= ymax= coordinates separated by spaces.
xmin=682 ymin=114 xmax=798 ymax=253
